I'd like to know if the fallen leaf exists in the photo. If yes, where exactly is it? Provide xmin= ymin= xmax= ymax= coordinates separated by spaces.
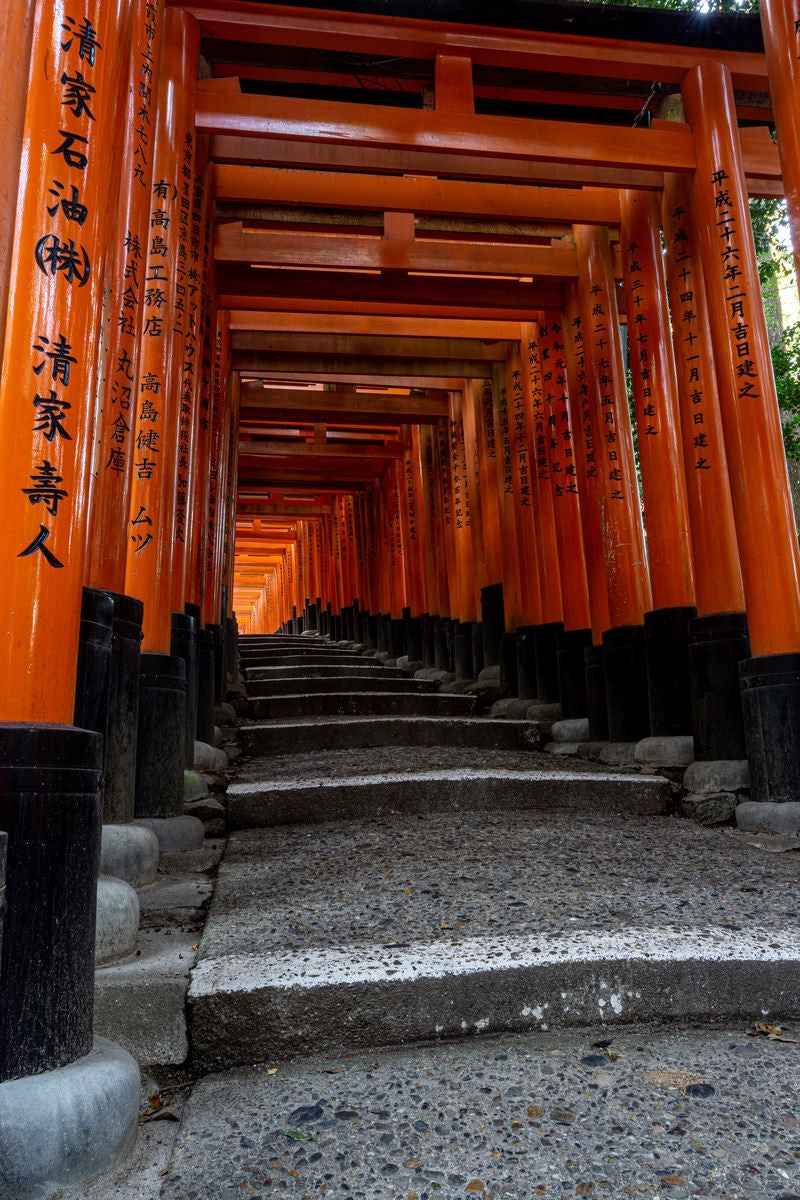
xmin=466 ymin=1183 xmax=486 ymax=1193
xmin=190 ymin=943 xmax=199 ymax=952
xmin=528 ymin=1105 xmax=545 ymax=1118
xmin=266 ymin=1068 xmax=278 ymax=1075
xmin=148 ymin=1093 xmax=164 ymax=1111
xmin=577 ymin=1185 xmax=595 ymax=1196
xmin=285 ymin=1129 xmax=313 ymax=1142
xmin=660 ymin=1177 xmax=686 ymax=1186
xmin=138 ymin=1109 xmax=180 ymax=1124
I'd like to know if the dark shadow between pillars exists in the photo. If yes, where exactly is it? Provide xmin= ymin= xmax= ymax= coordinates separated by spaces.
xmin=602 ymin=625 xmax=650 ymax=742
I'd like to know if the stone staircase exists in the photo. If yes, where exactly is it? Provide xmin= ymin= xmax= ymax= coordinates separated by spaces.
xmin=187 ymin=633 xmax=800 ymax=1076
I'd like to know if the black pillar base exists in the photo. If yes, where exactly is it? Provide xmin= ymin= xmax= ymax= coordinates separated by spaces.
xmin=389 ymin=618 xmax=406 ymax=660
xmin=342 ymin=605 xmax=354 ymax=642
xmin=206 ymin=621 xmax=224 ymax=706
xmin=515 ymin=626 xmax=538 ymax=701
xmin=500 ymin=630 xmax=519 ymax=697
xmin=557 ymin=627 xmax=592 ymax=718
xmin=454 ymin=621 xmax=474 ymax=681
xmin=225 ymin=616 xmax=239 ymax=682
xmin=134 ymin=653 xmax=186 ymax=818
xmin=535 ymin=621 xmax=564 ymax=704
xmin=172 ymin=611 xmax=198 ymax=766
xmin=422 ymin=615 xmax=435 ymax=667
xmin=367 ymin=613 xmax=379 ymax=650
xmin=644 ymin=605 xmax=697 ymax=736
xmin=197 ymin=628 xmax=217 ymax=746
xmin=602 ymin=624 xmax=650 ymax=742
xmin=688 ymin=611 xmax=749 ymax=761
xmin=406 ymin=616 xmax=423 ymax=663
xmin=0 ymin=723 xmax=102 ymax=1082
xmin=306 ymin=601 xmax=318 ymax=632
xmin=103 ymin=592 xmax=144 ymax=825
xmin=585 ymin=643 xmax=609 ymax=740
xmin=433 ymin=617 xmax=449 ymax=671
xmin=740 ymin=652 xmax=800 ymax=802
xmin=471 ymin=621 xmax=485 ymax=677
xmin=480 ymin=583 xmax=505 ymax=669
xmin=73 ymin=588 xmax=114 ymax=740
xmin=447 ymin=618 xmax=457 ymax=673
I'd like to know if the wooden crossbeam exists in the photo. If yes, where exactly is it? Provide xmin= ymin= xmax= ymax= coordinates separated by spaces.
xmin=229 ymin=312 xmax=523 ymax=339
xmin=239 ymin=385 xmax=450 ymax=423
xmin=233 ymin=352 xmax=497 ymax=378
xmin=231 ymin=332 xmax=510 ymax=360
xmin=212 ymin=166 xmax=623 ymax=225
xmin=197 ymin=87 xmax=697 ymax=176
xmin=216 ymin=224 xmax=578 ymax=277
xmin=178 ymin=3 xmax=769 ymax=90
xmin=238 ymin=440 xmax=404 ymax=460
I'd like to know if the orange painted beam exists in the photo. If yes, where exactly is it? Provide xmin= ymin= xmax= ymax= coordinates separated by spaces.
xmin=178 ymin=2 xmax=769 ymax=90
xmin=231 ymin=330 xmax=512 ymax=361
xmin=197 ymin=87 xmax=696 ymax=177
xmin=212 ymin=165 xmax=623 ymax=227
xmin=216 ymin=224 xmax=579 ymax=278
xmin=237 ymin=440 xmax=403 ymax=460
xmin=229 ymin=311 xmax=523 ymax=340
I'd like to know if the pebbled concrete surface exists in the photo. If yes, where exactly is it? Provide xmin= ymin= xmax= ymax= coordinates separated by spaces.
xmin=247 ymin=675 xmax=439 ymax=697
xmin=240 ymin=717 xmax=546 ymax=757
xmin=162 ymin=1024 xmax=800 ymax=1200
xmin=248 ymin=692 xmax=477 ymax=721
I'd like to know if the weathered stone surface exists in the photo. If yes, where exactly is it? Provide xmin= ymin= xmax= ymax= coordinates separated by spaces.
xmin=193 ymin=741 xmax=229 ymax=773
xmin=551 ymin=717 xmax=591 ymax=743
xmin=134 ymin=815 xmax=205 ymax=853
xmin=634 ymin=735 xmax=694 ymax=767
xmin=100 ymin=823 xmax=159 ymax=888
xmin=0 ymin=1038 xmax=139 ymax=1200
xmin=684 ymin=759 xmax=750 ymax=795
xmin=736 ymin=800 xmax=800 ymax=837
xmin=543 ymin=741 xmax=582 ymax=757
xmin=248 ymin=691 xmax=476 ymax=720
xmin=489 ymin=698 xmax=531 ymax=719
xmin=184 ymin=796 xmax=226 ymax=823
xmin=240 ymin=716 xmax=545 ymax=757
xmin=214 ymin=702 xmax=237 ymax=725
xmin=599 ymin=742 xmax=636 ymax=765
xmin=183 ymin=770 xmax=209 ymax=803
xmin=680 ymin=792 xmax=738 ymax=827
xmin=137 ymin=875 xmax=213 ymax=928
xmin=95 ymin=877 xmax=140 ymax=966
xmin=525 ymin=702 xmax=562 ymax=722
xmin=576 ymin=742 xmax=610 ymax=761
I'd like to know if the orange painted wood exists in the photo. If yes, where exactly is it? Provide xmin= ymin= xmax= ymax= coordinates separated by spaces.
xmin=460 ymin=383 xmax=490 ymax=597
xmin=0 ymin=0 xmax=134 ymax=723
xmin=89 ymin=0 xmax=165 ymax=594
xmin=196 ymin=88 xmax=695 ymax=176
xmin=213 ymin=165 xmax=622 ymax=226
xmin=683 ymin=63 xmax=800 ymax=657
xmin=230 ymin=311 xmax=523 ymax=339
xmin=573 ymin=225 xmax=651 ymax=628
xmin=216 ymin=224 xmax=579 ymax=278
xmin=0 ymin=0 xmax=36 ymax=377
xmin=504 ymin=343 xmax=544 ymax=627
xmin=620 ymin=189 xmax=696 ymax=611
xmin=179 ymin=2 xmax=769 ymax=90
xmin=760 ymin=0 xmax=800 ymax=285
xmin=518 ymin=326 xmax=561 ymax=626
xmin=435 ymin=51 xmax=474 ymax=114
xmin=204 ymin=309 xmax=231 ymax=624
xmin=419 ymin=424 xmax=450 ymax=617
xmin=446 ymin=392 xmax=478 ymax=623
xmin=490 ymin=364 xmax=525 ymax=629
xmin=433 ymin=420 xmax=457 ymax=619
xmin=399 ymin=428 xmax=427 ymax=615
xmin=125 ymin=7 xmax=200 ymax=651
xmin=221 ymin=367 xmax=243 ymax=607
xmin=537 ymin=314 xmax=591 ymax=632
xmin=562 ymin=286 xmax=611 ymax=641
xmin=661 ymin=173 xmax=744 ymax=618
xmin=470 ymin=378 xmax=504 ymax=587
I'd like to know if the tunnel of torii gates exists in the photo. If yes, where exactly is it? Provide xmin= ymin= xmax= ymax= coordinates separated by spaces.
xmin=3 ymin=0 xmax=800 ymax=1137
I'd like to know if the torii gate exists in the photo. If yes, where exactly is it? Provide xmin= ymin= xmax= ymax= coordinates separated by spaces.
xmin=2 ymin=0 xmax=800 ymax=1191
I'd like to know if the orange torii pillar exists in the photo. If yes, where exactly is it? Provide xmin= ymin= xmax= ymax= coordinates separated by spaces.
xmin=204 ymin=310 xmax=232 ymax=700
xmin=486 ymin=365 xmax=525 ymax=687
xmin=537 ymin=314 xmax=594 ymax=716
xmin=74 ymin=0 xmax=165 ymax=827
xmin=520 ymin=325 xmax=564 ymax=704
xmin=0 ymin=0 xmax=144 ymax=1169
xmin=662 ymin=169 xmax=749 ymax=762
xmin=416 ymin=423 xmax=451 ymax=667
xmin=563 ymin=286 xmax=613 ymax=737
xmin=387 ymin=457 xmax=411 ymax=659
xmin=620 ymin=189 xmax=698 ymax=738
xmin=468 ymin=378 xmax=505 ymax=677
xmin=432 ymin=418 xmax=459 ymax=671
xmin=399 ymin=427 xmax=426 ymax=664
xmin=574 ymin=224 xmax=653 ymax=742
xmin=446 ymin=392 xmax=480 ymax=680
xmin=760 ymin=0 xmax=800 ymax=288
xmin=124 ymin=8 xmax=200 ymax=810
xmin=684 ymin=63 xmax=800 ymax=806
xmin=359 ymin=486 xmax=381 ymax=648
xmin=505 ymin=341 xmax=546 ymax=700
xmin=460 ymin=386 xmax=493 ymax=679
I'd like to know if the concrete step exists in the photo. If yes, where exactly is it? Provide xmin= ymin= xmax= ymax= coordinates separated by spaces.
xmin=246 ymin=674 xmax=439 ymax=698
xmin=160 ymin=1023 xmax=800 ymax=1200
xmin=245 ymin=664 xmax=408 ymax=685
xmin=228 ymin=757 xmax=672 ymax=828
xmin=240 ymin=715 xmax=545 ymax=757
xmin=241 ymin=651 xmax=368 ymax=667
xmin=248 ymin=691 xmax=477 ymax=721
xmin=187 ymin=812 xmax=800 ymax=1071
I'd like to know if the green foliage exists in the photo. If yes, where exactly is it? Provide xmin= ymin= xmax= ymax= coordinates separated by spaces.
xmin=771 ymin=322 xmax=800 ymax=460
